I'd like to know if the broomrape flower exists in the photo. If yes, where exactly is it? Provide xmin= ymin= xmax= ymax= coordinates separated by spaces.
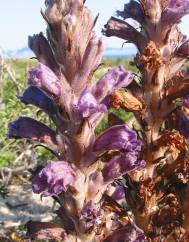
xmin=8 ymin=0 xmax=147 ymax=241
xmin=75 ymin=66 xmax=133 ymax=118
xmin=28 ymin=64 xmax=62 ymax=97
xmin=80 ymin=201 xmax=104 ymax=230
xmin=32 ymin=161 xmax=76 ymax=196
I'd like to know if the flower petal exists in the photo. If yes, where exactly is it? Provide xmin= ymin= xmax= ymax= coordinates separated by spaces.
xmin=117 ymin=0 xmax=144 ymax=23
xmin=177 ymin=39 xmax=189 ymax=57
xmin=92 ymin=66 xmax=133 ymax=103
xmin=178 ymin=111 xmax=189 ymax=138
xmin=27 ymin=221 xmax=66 ymax=241
xmin=103 ymin=17 xmax=147 ymax=51
xmin=111 ymin=185 xmax=125 ymax=201
xmin=183 ymin=95 xmax=189 ymax=108
xmin=103 ymin=224 xmax=147 ymax=242
xmin=72 ymin=34 xmax=105 ymax=93
xmin=93 ymin=125 xmax=141 ymax=154
xmin=28 ymin=32 xmax=58 ymax=72
xmin=102 ymin=154 xmax=145 ymax=182
xmin=75 ymin=88 xmax=107 ymax=118
xmin=28 ymin=64 xmax=62 ymax=97
xmin=8 ymin=117 xmax=57 ymax=147
xmin=162 ymin=0 xmax=189 ymax=25
xmin=18 ymin=86 xmax=57 ymax=117
xmin=32 ymin=161 xmax=76 ymax=196
xmin=80 ymin=201 xmax=103 ymax=230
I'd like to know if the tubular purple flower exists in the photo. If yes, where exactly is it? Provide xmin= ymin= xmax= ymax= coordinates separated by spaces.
xmin=32 ymin=161 xmax=76 ymax=196
xmin=111 ymin=185 xmax=125 ymax=201
xmin=8 ymin=117 xmax=57 ymax=147
xmin=92 ymin=66 xmax=133 ymax=102
xmin=162 ymin=0 xmax=189 ymax=25
xmin=72 ymin=34 xmax=105 ymax=93
xmin=75 ymin=88 xmax=107 ymax=118
xmin=80 ymin=201 xmax=103 ymax=229
xmin=93 ymin=125 xmax=141 ymax=154
xmin=103 ymin=17 xmax=147 ymax=51
xmin=177 ymin=39 xmax=189 ymax=57
xmin=28 ymin=64 xmax=62 ymax=97
xmin=103 ymin=224 xmax=147 ymax=242
xmin=102 ymin=154 xmax=145 ymax=182
xmin=178 ymin=111 xmax=189 ymax=138
xmin=116 ymin=0 xmax=144 ymax=23
xmin=183 ymin=95 xmax=189 ymax=108
xmin=28 ymin=32 xmax=58 ymax=72
xmin=18 ymin=86 xmax=57 ymax=117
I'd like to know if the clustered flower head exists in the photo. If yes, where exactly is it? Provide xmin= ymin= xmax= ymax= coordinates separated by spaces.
xmin=8 ymin=0 xmax=189 ymax=241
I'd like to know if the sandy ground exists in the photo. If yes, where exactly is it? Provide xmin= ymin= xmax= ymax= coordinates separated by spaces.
xmin=0 ymin=183 xmax=57 ymax=234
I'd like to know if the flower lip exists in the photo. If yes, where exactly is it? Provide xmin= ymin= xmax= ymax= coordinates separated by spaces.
xmin=28 ymin=32 xmax=58 ymax=72
xmin=162 ymin=0 xmax=189 ymax=25
xmin=8 ymin=117 xmax=57 ymax=146
xmin=178 ymin=111 xmax=189 ymax=139
xmin=93 ymin=124 xmax=141 ymax=154
xmin=102 ymin=154 xmax=145 ymax=182
xmin=116 ymin=0 xmax=144 ymax=23
xmin=18 ymin=86 xmax=57 ymax=117
xmin=93 ymin=125 xmax=144 ymax=182
xmin=92 ymin=66 xmax=133 ymax=103
xmin=74 ymin=87 xmax=107 ymax=118
xmin=103 ymin=224 xmax=147 ymax=242
xmin=32 ymin=161 xmax=76 ymax=196
xmin=28 ymin=64 xmax=62 ymax=97
xmin=80 ymin=200 xmax=103 ymax=229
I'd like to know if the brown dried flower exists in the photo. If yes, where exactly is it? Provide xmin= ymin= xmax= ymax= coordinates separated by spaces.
xmin=111 ymin=89 xmax=143 ymax=111
xmin=138 ymin=41 xmax=162 ymax=70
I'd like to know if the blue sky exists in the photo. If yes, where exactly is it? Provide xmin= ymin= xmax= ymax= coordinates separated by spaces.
xmin=0 ymin=0 xmax=189 ymax=50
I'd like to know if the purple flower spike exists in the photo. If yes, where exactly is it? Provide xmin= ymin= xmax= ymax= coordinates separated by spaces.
xmin=76 ymin=88 xmax=107 ymax=118
xmin=32 ymin=161 xmax=76 ymax=196
xmin=8 ymin=117 xmax=57 ymax=146
xmin=18 ymin=86 xmax=57 ymax=117
xmin=80 ymin=201 xmax=103 ymax=229
xmin=92 ymin=66 xmax=133 ymax=102
xmin=102 ymin=154 xmax=145 ymax=182
xmin=103 ymin=224 xmax=147 ymax=242
xmin=93 ymin=125 xmax=141 ymax=154
xmin=28 ymin=64 xmax=62 ymax=97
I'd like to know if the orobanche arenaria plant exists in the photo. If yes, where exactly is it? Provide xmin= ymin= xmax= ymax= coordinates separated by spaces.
xmin=8 ymin=0 xmax=189 ymax=241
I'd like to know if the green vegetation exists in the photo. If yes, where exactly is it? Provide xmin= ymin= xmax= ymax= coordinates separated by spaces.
xmin=0 ymin=58 xmax=133 ymax=167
